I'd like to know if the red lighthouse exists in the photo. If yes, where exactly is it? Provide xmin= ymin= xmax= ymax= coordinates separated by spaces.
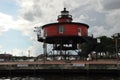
xmin=36 ymin=8 xmax=97 ymax=60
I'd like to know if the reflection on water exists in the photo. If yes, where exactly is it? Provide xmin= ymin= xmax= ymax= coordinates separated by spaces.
xmin=0 ymin=74 xmax=119 ymax=80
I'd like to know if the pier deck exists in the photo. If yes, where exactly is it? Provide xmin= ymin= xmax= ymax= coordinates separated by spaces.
xmin=0 ymin=60 xmax=120 ymax=75
xmin=0 ymin=59 xmax=119 ymax=65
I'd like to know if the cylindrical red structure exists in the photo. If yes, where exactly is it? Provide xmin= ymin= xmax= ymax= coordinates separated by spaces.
xmin=42 ymin=23 xmax=88 ymax=37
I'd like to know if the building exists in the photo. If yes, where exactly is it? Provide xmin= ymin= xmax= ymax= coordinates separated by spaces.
xmin=0 ymin=54 xmax=12 ymax=61
xmin=36 ymin=8 xmax=97 ymax=60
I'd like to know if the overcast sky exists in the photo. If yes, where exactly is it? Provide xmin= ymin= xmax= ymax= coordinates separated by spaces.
xmin=0 ymin=0 xmax=120 ymax=56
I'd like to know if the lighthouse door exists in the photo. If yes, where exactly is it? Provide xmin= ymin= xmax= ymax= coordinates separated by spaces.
xmin=78 ymin=28 xmax=81 ymax=36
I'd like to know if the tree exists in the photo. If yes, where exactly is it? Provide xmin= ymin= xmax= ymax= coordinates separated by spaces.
xmin=95 ymin=36 xmax=115 ymax=58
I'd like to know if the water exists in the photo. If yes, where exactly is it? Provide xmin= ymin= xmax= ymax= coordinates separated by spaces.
xmin=0 ymin=74 xmax=119 ymax=80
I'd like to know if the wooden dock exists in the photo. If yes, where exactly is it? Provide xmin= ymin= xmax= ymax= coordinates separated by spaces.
xmin=0 ymin=60 xmax=120 ymax=75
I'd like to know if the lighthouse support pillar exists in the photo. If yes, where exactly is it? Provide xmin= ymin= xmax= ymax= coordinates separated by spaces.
xmin=43 ymin=39 xmax=47 ymax=63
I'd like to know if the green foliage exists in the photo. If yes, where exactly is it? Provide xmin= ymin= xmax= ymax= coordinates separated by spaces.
xmin=95 ymin=34 xmax=120 ymax=54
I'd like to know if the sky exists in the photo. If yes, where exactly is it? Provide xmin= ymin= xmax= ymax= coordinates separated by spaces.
xmin=0 ymin=0 xmax=120 ymax=56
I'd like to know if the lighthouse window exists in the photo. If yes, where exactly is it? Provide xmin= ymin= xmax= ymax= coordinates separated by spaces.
xmin=58 ymin=26 xmax=65 ymax=33
xmin=66 ymin=19 xmax=70 ymax=22
xmin=78 ymin=28 xmax=81 ymax=36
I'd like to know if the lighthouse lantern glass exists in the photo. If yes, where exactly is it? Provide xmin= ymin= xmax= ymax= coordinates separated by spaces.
xmin=62 ymin=12 xmax=68 ymax=15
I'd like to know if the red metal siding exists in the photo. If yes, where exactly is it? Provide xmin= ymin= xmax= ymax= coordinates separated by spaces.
xmin=45 ymin=26 xmax=57 ymax=36
xmin=44 ymin=24 xmax=88 ymax=37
